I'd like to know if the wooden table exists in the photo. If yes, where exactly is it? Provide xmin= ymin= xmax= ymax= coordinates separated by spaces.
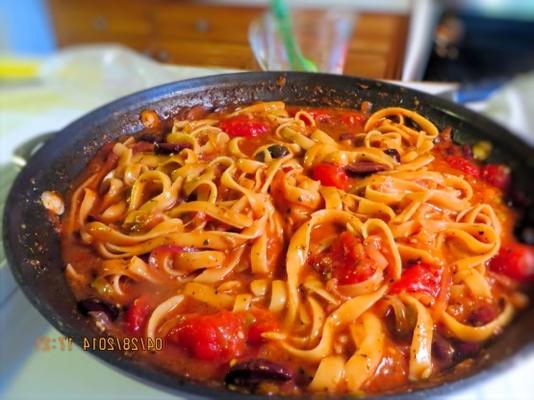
xmin=48 ymin=0 xmax=409 ymax=79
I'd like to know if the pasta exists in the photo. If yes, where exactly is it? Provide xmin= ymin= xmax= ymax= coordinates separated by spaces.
xmin=55 ymin=101 xmax=532 ymax=395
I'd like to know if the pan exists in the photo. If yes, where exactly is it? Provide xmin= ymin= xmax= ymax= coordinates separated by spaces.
xmin=3 ymin=72 xmax=534 ymax=399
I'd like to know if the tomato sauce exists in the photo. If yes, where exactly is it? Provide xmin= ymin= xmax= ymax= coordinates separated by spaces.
xmin=59 ymin=104 xmax=531 ymax=396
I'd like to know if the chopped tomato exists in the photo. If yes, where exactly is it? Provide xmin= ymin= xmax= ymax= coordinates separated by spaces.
xmin=339 ymin=111 xmax=366 ymax=128
xmin=444 ymin=155 xmax=480 ymax=178
xmin=390 ymin=262 xmax=442 ymax=297
xmin=304 ymin=109 xmax=365 ymax=128
xmin=480 ymin=163 xmax=511 ymax=191
xmin=312 ymin=163 xmax=349 ymax=190
xmin=306 ymin=109 xmax=333 ymax=124
xmin=167 ymin=311 xmax=245 ymax=361
xmin=247 ymin=309 xmax=279 ymax=345
xmin=126 ymin=294 xmax=152 ymax=334
xmin=489 ymin=243 xmax=534 ymax=281
xmin=308 ymin=232 xmax=376 ymax=285
xmin=218 ymin=115 xmax=270 ymax=137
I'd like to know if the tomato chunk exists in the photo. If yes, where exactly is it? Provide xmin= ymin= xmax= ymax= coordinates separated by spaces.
xmin=304 ymin=109 xmax=365 ymax=128
xmin=312 ymin=163 xmax=349 ymax=190
xmin=390 ymin=262 xmax=442 ymax=297
xmin=167 ymin=311 xmax=245 ymax=361
xmin=339 ymin=111 xmax=366 ymax=128
xmin=444 ymin=155 xmax=480 ymax=178
xmin=489 ymin=243 xmax=534 ymax=281
xmin=308 ymin=232 xmax=376 ymax=285
xmin=306 ymin=109 xmax=333 ymax=124
xmin=480 ymin=163 xmax=511 ymax=191
xmin=247 ymin=309 xmax=279 ymax=345
xmin=218 ymin=115 xmax=270 ymax=137
xmin=126 ymin=294 xmax=152 ymax=334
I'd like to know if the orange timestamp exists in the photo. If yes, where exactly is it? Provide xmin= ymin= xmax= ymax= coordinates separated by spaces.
xmin=35 ymin=335 xmax=163 ymax=352
xmin=35 ymin=336 xmax=74 ymax=352
xmin=82 ymin=336 xmax=163 ymax=352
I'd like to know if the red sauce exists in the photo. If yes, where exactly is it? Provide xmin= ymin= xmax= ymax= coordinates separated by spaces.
xmin=59 ymin=104 xmax=530 ymax=395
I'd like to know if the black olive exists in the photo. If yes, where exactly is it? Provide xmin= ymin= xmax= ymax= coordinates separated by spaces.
xmin=267 ymin=144 xmax=289 ymax=159
xmin=154 ymin=142 xmax=190 ymax=155
xmin=339 ymin=132 xmax=365 ymax=146
xmin=77 ymin=298 xmax=119 ymax=320
xmin=467 ymin=304 xmax=498 ymax=327
xmin=345 ymin=161 xmax=388 ymax=176
xmin=383 ymin=148 xmax=400 ymax=163
xmin=255 ymin=151 xmax=266 ymax=162
xmin=405 ymin=117 xmax=420 ymax=130
xmin=453 ymin=340 xmax=480 ymax=361
xmin=255 ymin=145 xmax=289 ymax=162
xmin=432 ymin=334 xmax=455 ymax=368
xmin=225 ymin=359 xmax=293 ymax=388
xmin=137 ymin=134 xmax=163 ymax=144
xmin=384 ymin=304 xmax=417 ymax=341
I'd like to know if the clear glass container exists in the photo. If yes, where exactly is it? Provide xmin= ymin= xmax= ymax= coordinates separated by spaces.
xmin=249 ymin=9 xmax=355 ymax=74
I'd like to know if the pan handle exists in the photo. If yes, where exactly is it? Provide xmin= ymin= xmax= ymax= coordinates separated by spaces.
xmin=11 ymin=131 xmax=56 ymax=169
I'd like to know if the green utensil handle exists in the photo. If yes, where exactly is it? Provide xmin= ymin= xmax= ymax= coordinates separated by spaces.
xmin=270 ymin=0 xmax=317 ymax=72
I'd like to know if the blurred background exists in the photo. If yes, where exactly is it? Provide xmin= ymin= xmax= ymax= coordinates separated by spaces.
xmin=0 ymin=0 xmax=533 ymax=82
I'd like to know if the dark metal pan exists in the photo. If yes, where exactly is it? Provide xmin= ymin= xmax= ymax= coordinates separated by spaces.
xmin=3 ymin=72 xmax=534 ymax=399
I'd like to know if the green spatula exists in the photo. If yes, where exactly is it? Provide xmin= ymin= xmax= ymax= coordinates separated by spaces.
xmin=270 ymin=0 xmax=318 ymax=72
